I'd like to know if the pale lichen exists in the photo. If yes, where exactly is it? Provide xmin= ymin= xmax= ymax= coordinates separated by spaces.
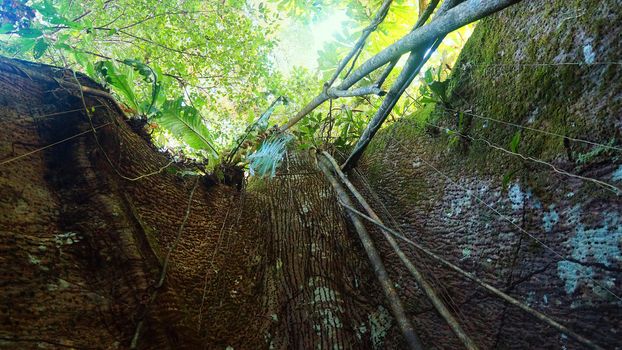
xmin=368 ymin=305 xmax=392 ymax=349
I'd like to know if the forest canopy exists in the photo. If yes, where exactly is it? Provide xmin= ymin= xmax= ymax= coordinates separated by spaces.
xmin=0 ymin=0 xmax=472 ymax=175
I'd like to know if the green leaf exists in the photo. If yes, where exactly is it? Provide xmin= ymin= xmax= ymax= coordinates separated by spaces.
xmin=428 ymin=80 xmax=448 ymax=102
xmin=17 ymin=28 xmax=43 ymax=38
xmin=73 ymin=51 xmax=96 ymax=77
xmin=0 ymin=23 xmax=14 ymax=34
xmin=13 ymin=38 xmax=37 ymax=54
xmin=31 ymin=0 xmax=58 ymax=17
xmin=509 ymin=130 xmax=521 ymax=153
xmin=54 ymin=43 xmax=72 ymax=51
xmin=420 ymin=96 xmax=437 ymax=103
xmin=95 ymin=61 xmax=138 ymax=110
xmin=424 ymin=68 xmax=434 ymax=83
xmin=156 ymin=98 xmax=218 ymax=156
xmin=502 ymin=169 xmax=518 ymax=190
xmin=33 ymin=39 xmax=49 ymax=59
xmin=122 ymin=59 xmax=162 ymax=115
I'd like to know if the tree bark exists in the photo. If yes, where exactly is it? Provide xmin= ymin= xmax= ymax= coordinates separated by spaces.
xmin=0 ymin=57 xmax=408 ymax=349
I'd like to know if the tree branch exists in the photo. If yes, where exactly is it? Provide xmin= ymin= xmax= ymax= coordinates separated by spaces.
xmin=321 ymin=151 xmax=479 ymax=350
xmin=374 ymin=0 xmax=440 ymax=88
xmin=338 ymin=0 xmax=521 ymax=92
xmin=325 ymin=0 xmax=393 ymax=88
xmin=335 ymin=198 xmax=606 ymax=350
xmin=281 ymin=0 xmax=521 ymax=132
xmin=326 ymin=85 xmax=385 ymax=98
xmin=318 ymin=156 xmax=424 ymax=350
xmin=342 ymin=37 xmax=443 ymax=170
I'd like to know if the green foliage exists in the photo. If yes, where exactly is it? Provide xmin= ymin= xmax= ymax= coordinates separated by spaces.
xmin=95 ymin=60 xmax=139 ymax=110
xmin=155 ymin=98 xmax=218 ymax=162
xmin=122 ymin=59 xmax=163 ymax=115
xmin=32 ymin=38 xmax=49 ymax=58
xmin=225 ymin=96 xmax=286 ymax=165
xmin=332 ymin=106 xmax=367 ymax=151
xmin=1 ymin=0 xmax=472 ymax=177
xmin=1 ymin=0 xmax=279 ymax=168
xmin=574 ymin=138 xmax=615 ymax=165
xmin=293 ymin=111 xmax=323 ymax=149
xmin=509 ymin=130 xmax=522 ymax=153
xmin=419 ymin=66 xmax=450 ymax=104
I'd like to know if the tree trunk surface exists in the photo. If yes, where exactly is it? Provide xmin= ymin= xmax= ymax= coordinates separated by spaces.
xmin=0 ymin=58 xmax=398 ymax=349
xmin=1 ymin=0 xmax=621 ymax=349
xmin=358 ymin=1 xmax=622 ymax=349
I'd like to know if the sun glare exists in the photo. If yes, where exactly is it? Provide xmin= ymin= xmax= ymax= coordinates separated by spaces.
xmin=274 ymin=10 xmax=349 ymax=73
xmin=311 ymin=11 xmax=349 ymax=48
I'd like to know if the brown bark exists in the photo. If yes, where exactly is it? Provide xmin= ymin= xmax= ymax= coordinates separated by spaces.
xmin=356 ymin=1 xmax=622 ymax=349
xmin=0 ymin=57 xmax=267 ymax=349
xmin=0 ymin=58 xmax=402 ymax=349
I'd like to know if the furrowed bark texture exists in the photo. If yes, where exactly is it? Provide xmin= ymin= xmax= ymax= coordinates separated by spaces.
xmin=357 ymin=1 xmax=622 ymax=349
xmin=0 ymin=59 xmax=406 ymax=348
xmin=0 ymin=58 xmax=270 ymax=349
xmin=249 ymin=151 xmax=412 ymax=349
xmin=1 ymin=0 xmax=621 ymax=348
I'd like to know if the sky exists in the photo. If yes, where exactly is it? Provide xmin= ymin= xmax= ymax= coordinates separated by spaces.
xmin=271 ymin=10 xmax=349 ymax=73
xmin=256 ymin=0 xmax=474 ymax=83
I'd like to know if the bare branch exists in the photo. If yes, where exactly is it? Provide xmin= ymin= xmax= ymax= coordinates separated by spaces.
xmin=374 ymin=0 xmax=440 ymax=88
xmin=326 ymin=85 xmax=385 ymax=98
xmin=281 ymin=0 xmax=521 ymax=132
xmin=326 ymin=0 xmax=393 ymax=88
xmin=321 ymin=151 xmax=479 ymax=350
xmin=342 ymin=37 xmax=443 ymax=170
xmin=343 ymin=0 xmax=520 ymax=169
xmin=318 ymin=156 xmax=424 ymax=350
xmin=338 ymin=0 xmax=521 ymax=92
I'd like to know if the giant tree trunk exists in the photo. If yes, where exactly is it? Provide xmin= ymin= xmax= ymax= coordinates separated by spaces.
xmin=359 ymin=1 xmax=622 ymax=349
xmin=0 ymin=58 xmax=400 ymax=349
xmin=1 ymin=1 xmax=621 ymax=349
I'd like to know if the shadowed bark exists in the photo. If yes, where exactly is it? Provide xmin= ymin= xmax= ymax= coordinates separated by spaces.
xmin=0 ymin=58 xmax=397 ymax=349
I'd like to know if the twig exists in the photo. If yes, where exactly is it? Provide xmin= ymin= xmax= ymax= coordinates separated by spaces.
xmin=374 ymin=0 xmax=440 ymax=88
xmin=325 ymin=0 xmax=394 ymax=88
xmin=342 ymin=0 xmax=464 ymax=169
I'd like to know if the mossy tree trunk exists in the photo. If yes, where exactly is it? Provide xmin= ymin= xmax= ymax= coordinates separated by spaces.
xmin=359 ymin=1 xmax=621 ymax=349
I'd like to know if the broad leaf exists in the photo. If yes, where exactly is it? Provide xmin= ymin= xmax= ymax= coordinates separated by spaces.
xmin=509 ymin=131 xmax=521 ymax=153
xmin=33 ymin=39 xmax=49 ymax=59
xmin=156 ymin=98 xmax=218 ymax=157
xmin=95 ymin=61 xmax=138 ymax=110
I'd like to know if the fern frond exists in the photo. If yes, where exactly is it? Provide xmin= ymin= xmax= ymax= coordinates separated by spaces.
xmin=95 ymin=60 xmax=138 ymax=110
xmin=156 ymin=98 xmax=218 ymax=156
xmin=225 ymin=96 xmax=285 ymax=164
xmin=247 ymin=133 xmax=292 ymax=178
